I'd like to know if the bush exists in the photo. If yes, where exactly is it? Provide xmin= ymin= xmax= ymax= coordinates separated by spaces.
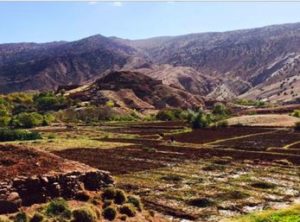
xmin=43 ymin=113 xmax=55 ymax=126
xmin=251 ymin=181 xmax=276 ymax=189
xmin=29 ymin=213 xmax=44 ymax=222
xmin=293 ymin=110 xmax=300 ymax=118
xmin=188 ymin=198 xmax=214 ymax=208
xmin=14 ymin=212 xmax=28 ymax=222
xmin=34 ymin=92 xmax=70 ymax=112
xmin=119 ymin=204 xmax=136 ymax=217
xmin=114 ymin=189 xmax=127 ymax=205
xmin=101 ymin=187 xmax=116 ymax=200
xmin=127 ymin=196 xmax=143 ymax=211
xmin=235 ymin=99 xmax=266 ymax=108
xmin=105 ymin=100 xmax=115 ymax=108
xmin=191 ymin=111 xmax=212 ymax=129
xmin=212 ymin=103 xmax=229 ymax=116
xmin=102 ymin=207 xmax=117 ymax=221
xmin=0 ymin=116 xmax=11 ymax=127
xmin=72 ymin=207 xmax=97 ymax=222
xmin=156 ymin=108 xmax=186 ymax=121
xmin=0 ymin=129 xmax=42 ymax=142
xmin=12 ymin=112 xmax=44 ymax=128
xmin=75 ymin=191 xmax=90 ymax=202
xmin=45 ymin=198 xmax=71 ymax=218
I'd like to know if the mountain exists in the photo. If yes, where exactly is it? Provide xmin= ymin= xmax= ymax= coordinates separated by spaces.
xmin=1 ymin=22 xmax=300 ymax=103
xmin=0 ymin=35 xmax=140 ymax=93
xmin=127 ymin=23 xmax=300 ymax=102
xmin=67 ymin=70 xmax=203 ymax=110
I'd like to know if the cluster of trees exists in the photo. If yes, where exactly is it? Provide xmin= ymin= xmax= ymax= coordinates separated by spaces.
xmin=0 ymin=128 xmax=41 ymax=141
xmin=0 ymin=92 xmax=71 ymax=128
xmin=56 ymin=106 xmax=141 ymax=123
xmin=235 ymin=99 xmax=267 ymax=108
xmin=156 ymin=103 xmax=231 ymax=128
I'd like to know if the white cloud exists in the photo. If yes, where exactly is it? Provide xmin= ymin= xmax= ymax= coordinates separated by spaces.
xmin=112 ymin=1 xmax=123 ymax=7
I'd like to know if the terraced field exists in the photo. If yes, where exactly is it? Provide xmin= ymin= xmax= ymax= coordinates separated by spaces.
xmin=38 ymin=122 xmax=300 ymax=221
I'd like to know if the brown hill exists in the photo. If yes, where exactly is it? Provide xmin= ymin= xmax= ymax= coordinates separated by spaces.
xmin=68 ymin=71 xmax=203 ymax=110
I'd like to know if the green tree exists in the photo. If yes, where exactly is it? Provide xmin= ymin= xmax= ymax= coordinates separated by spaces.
xmin=212 ymin=103 xmax=229 ymax=116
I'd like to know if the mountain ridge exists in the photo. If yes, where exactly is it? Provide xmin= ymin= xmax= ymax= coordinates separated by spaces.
xmin=1 ymin=22 xmax=300 ymax=103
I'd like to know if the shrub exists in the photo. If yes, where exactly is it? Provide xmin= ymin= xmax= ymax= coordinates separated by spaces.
xmin=34 ymin=92 xmax=69 ymax=112
xmin=45 ymin=198 xmax=71 ymax=218
xmin=101 ymin=187 xmax=116 ymax=200
xmin=0 ymin=116 xmax=11 ymax=127
xmin=212 ymin=103 xmax=229 ymax=116
xmin=72 ymin=207 xmax=97 ymax=222
xmin=102 ymin=207 xmax=117 ymax=221
xmin=119 ymin=204 xmax=136 ymax=217
xmin=251 ymin=181 xmax=276 ymax=189
xmin=43 ymin=113 xmax=55 ymax=126
xmin=114 ymin=189 xmax=127 ymax=205
xmin=292 ymin=110 xmax=300 ymax=118
xmin=12 ymin=112 xmax=44 ymax=128
xmin=14 ymin=212 xmax=29 ymax=222
xmin=0 ymin=129 xmax=42 ymax=142
xmin=75 ymin=191 xmax=90 ymax=202
xmin=127 ymin=195 xmax=143 ymax=211
xmin=105 ymin=100 xmax=115 ymax=108
xmin=235 ymin=99 xmax=266 ymax=108
xmin=156 ymin=108 xmax=186 ymax=121
xmin=29 ymin=213 xmax=44 ymax=222
xmin=191 ymin=111 xmax=212 ymax=129
xmin=187 ymin=198 xmax=214 ymax=208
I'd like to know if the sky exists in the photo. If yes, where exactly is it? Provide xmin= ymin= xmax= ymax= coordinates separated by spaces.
xmin=0 ymin=1 xmax=300 ymax=43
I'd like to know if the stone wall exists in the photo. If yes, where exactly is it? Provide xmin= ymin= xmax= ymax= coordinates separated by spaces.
xmin=0 ymin=170 xmax=113 ymax=214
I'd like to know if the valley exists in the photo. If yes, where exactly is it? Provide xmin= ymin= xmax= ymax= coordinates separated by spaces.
xmin=2 ymin=120 xmax=299 ymax=221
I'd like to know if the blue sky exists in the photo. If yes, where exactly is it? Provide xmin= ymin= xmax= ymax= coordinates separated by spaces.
xmin=0 ymin=2 xmax=300 ymax=43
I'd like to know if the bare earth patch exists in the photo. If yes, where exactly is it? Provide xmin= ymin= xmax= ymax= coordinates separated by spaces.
xmin=227 ymin=114 xmax=300 ymax=127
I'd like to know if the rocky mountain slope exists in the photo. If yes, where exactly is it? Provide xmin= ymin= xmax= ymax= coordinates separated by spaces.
xmin=68 ymin=71 xmax=203 ymax=110
xmin=0 ymin=35 xmax=140 ymax=93
xmin=1 ymin=22 xmax=300 ymax=103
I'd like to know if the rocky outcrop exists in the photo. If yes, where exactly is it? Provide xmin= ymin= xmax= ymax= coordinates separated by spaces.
xmin=0 ymin=170 xmax=113 ymax=214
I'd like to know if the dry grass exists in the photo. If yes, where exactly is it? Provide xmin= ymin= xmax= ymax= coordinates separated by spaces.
xmin=2 ymin=138 xmax=132 ymax=151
